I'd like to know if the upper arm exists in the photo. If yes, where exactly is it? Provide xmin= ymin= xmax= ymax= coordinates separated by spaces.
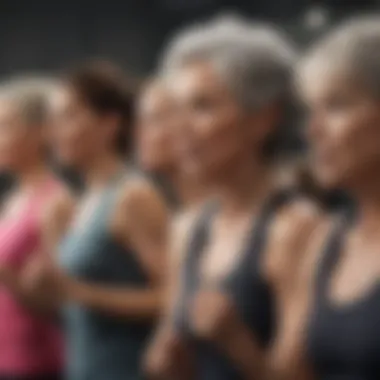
xmin=39 ymin=189 xmax=76 ymax=256
xmin=265 ymin=201 xmax=332 ymax=378
xmin=112 ymin=178 xmax=170 ymax=285
xmin=19 ymin=189 xmax=75 ymax=306
xmin=264 ymin=198 xmax=324 ymax=294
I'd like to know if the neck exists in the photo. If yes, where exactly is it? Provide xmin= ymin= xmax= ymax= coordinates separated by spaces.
xmin=83 ymin=153 xmax=125 ymax=189
xmin=213 ymin=156 xmax=273 ymax=216
xmin=349 ymin=173 xmax=380 ymax=235
xmin=170 ymin=172 xmax=207 ymax=210
xmin=16 ymin=158 xmax=52 ymax=192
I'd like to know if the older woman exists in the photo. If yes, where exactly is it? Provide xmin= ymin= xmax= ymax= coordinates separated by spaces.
xmin=0 ymin=79 xmax=63 ymax=380
xmin=266 ymin=17 xmax=380 ymax=380
xmin=144 ymin=15 xmax=323 ymax=380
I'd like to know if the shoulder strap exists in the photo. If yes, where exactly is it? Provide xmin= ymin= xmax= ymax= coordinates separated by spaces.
xmin=240 ymin=189 xmax=298 ymax=272
xmin=182 ymin=201 xmax=218 ymax=288
xmin=314 ymin=210 xmax=351 ymax=299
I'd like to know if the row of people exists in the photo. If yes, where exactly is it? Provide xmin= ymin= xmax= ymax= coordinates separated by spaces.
xmin=0 ymin=13 xmax=379 ymax=380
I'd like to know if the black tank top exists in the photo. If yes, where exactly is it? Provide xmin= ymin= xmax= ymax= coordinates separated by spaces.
xmin=175 ymin=192 xmax=292 ymax=380
xmin=307 ymin=212 xmax=380 ymax=380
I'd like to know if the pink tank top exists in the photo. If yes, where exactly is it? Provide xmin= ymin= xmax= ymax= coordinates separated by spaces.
xmin=0 ymin=178 xmax=63 ymax=376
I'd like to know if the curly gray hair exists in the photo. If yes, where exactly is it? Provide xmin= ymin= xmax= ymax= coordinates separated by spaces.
xmin=160 ymin=14 xmax=297 ymax=109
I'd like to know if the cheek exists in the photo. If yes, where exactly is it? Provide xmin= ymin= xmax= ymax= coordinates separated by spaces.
xmin=312 ymin=109 xmax=380 ymax=186
xmin=53 ymin=121 xmax=95 ymax=162
xmin=197 ymin=111 xmax=244 ymax=165
xmin=0 ymin=138 xmax=17 ymax=168
xmin=138 ymin=129 xmax=174 ymax=168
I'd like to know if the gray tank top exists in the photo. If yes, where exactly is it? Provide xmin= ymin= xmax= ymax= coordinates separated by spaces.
xmin=175 ymin=192 xmax=294 ymax=380
xmin=59 ymin=172 xmax=153 ymax=380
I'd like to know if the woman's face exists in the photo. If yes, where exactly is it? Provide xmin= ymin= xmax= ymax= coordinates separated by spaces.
xmin=0 ymin=100 xmax=43 ymax=172
xmin=168 ymin=61 xmax=265 ymax=183
xmin=137 ymin=84 xmax=179 ymax=173
xmin=301 ymin=64 xmax=380 ymax=190
xmin=50 ymin=86 xmax=116 ymax=170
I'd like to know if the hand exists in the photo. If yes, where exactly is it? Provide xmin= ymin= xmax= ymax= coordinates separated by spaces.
xmin=189 ymin=289 xmax=239 ymax=343
xmin=21 ymin=258 xmax=66 ymax=303
xmin=144 ymin=326 xmax=193 ymax=380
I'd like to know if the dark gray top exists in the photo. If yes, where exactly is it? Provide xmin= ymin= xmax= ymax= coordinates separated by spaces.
xmin=175 ymin=192 xmax=292 ymax=380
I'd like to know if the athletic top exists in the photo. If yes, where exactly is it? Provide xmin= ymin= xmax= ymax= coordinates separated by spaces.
xmin=307 ymin=211 xmax=380 ymax=380
xmin=175 ymin=192 xmax=292 ymax=380
xmin=0 ymin=178 xmax=62 ymax=376
xmin=59 ymin=171 xmax=153 ymax=380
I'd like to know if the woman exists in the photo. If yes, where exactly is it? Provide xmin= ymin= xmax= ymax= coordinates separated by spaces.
xmin=270 ymin=17 xmax=380 ymax=380
xmin=46 ymin=62 xmax=169 ymax=380
xmin=0 ymin=79 xmax=63 ymax=380
xmin=138 ymin=78 xmax=210 ymax=378
xmin=144 ymin=16 xmax=323 ymax=380
xmin=137 ymin=78 xmax=205 ymax=209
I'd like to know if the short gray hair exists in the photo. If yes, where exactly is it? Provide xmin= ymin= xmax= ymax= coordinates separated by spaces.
xmin=299 ymin=16 xmax=380 ymax=97
xmin=0 ymin=77 xmax=57 ymax=125
xmin=160 ymin=14 xmax=297 ymax=109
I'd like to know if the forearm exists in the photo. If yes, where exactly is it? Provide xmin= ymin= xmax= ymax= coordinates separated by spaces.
xmin=1 ymin=269 xmax=55 ymax=313
xmin=65 ymin=278 xmax=164 ymax=319
xmin=219 ymin=323 xmax=265 ymax=380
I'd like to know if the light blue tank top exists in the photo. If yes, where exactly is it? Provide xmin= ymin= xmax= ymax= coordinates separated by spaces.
xmin=59 ymin=173 xmax=153 ymax=380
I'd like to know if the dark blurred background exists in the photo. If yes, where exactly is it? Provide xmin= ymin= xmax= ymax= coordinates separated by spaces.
xmin=0 ymin=0 xmax=377 ymax=78
xmin=0 ymin=0 xmax=376 ymax=200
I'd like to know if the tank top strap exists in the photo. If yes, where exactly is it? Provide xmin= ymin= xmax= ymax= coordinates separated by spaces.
xmin=183 ymin=201 xmax=218 ymax=288
xmin=173 ymin=201 xmax=218 ymax=333
xmin=238 ymin=189 xmax=299 ymax=274
xmin=314 ymin=210 xmax=353 ymax=300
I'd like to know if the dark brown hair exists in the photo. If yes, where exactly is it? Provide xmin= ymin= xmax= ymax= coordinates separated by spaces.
xmin=64 ymin=61 xmax=135 ymax=155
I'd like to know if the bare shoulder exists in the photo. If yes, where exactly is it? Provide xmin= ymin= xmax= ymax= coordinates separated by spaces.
xmin=114 ymin=176 xmax=169 ymax=220
xmin=40 ymin=187 xmax=76 ymax=230
xmin=38 ymin=187 xmax=76 ymax=246
xmin=264 ymin=197 xmax=327 ymax=286
xmin=111 ymin=176 xmax=170 ymax=243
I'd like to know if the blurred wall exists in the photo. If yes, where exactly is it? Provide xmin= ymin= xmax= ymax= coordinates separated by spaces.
xmin=0 ymin=0 xmax=376 ymax=78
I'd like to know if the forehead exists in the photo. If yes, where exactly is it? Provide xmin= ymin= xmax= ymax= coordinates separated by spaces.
xmin=299 ymin=56 xmax=358 ymax=100
xmin=0 ymin=98 xmax=19 ymax=122
xmin=167 ymin=61 xmax=229 ymax=99
xmin=49 ymin=85 xmax=72 ymax=112
xmin=139 ymin=84 xmax=174 ymax=113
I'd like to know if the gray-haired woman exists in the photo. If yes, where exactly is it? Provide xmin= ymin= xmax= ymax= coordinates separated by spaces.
xmin=267 ymin=16 xmax=380 ymax=380
xmin=144 ymin=15 xmax=322 ymax=380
